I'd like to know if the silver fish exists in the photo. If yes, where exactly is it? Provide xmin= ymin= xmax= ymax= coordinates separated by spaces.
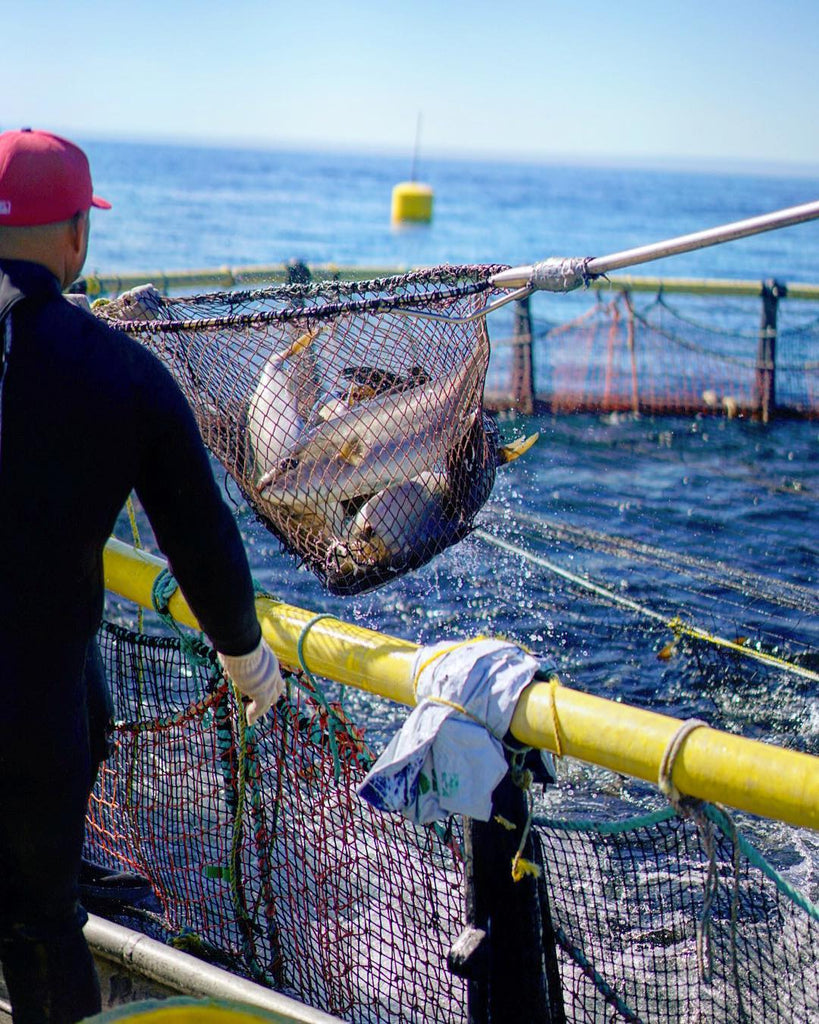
xmin=95 ymin=283 xmax=166 ymax=321
xmin=341 ymin=471 xmax=453 ymax=569
xmin=246 ymin=328 xmax=321 ymax=484
xmin=255 ymin=344 xmax=486 ymax=521
xmin=327 ymin=429 xmax=540 ymax=590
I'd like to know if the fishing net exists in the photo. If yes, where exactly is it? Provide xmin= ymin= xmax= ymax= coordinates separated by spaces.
xmin=86 ymin=619 xmax=467 ymax=1022
xmin=534 ymin=804 xmax=818 ymax=1023
xmin=95 ymin=267 xmax=517 ymax=594
xmin=84 ymin=611 xmax=818 ymax=1024
xmin=483 ymin=287 xmax=819 ymax=419
xmin=82 ymin=267 xmax=817 ymax=1020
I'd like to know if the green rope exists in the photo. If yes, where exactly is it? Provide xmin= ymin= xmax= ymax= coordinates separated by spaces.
xmin=242 ymin=710 xmax=285 ymax=986
xmin=150 ymin=568 xmax=213 ymax=673
xmin=148 ymin=568 xmax=270 ymax=982
xmin=294 ymin=613 xmax=345 ymax=781
xmin=553 ymin=924 xmax=644 ymax=1024
xmin=226 ymin=697 xmax=269 ymax=984
xmin=704 ymin=803 xmax=819 ymax=922
xmin=533 ymin=806 xmax=676 ymax=834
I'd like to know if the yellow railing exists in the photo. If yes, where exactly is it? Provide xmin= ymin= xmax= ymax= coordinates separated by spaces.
xmin=77 ymin=265 xmax=819 ymax=301
xmin=104 ymin=537 xmax=819 ymax=832
xmin=79 ymin=264 xmax=409 ymax=297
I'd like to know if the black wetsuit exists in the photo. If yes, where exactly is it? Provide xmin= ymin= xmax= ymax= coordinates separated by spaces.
xmin=0 ymin=259 xmax=261 ymax=1023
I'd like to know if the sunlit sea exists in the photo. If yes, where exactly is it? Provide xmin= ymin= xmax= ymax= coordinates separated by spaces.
xmin=91 ymin=140 xmax=818 ymax=831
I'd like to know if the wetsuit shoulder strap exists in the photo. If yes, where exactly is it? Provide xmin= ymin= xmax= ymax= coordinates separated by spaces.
xmin=0 ymin=271 xmax=27 ymax=466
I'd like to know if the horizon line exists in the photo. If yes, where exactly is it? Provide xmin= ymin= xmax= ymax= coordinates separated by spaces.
xmin=28 ymin=126 xmax=819 ymax=181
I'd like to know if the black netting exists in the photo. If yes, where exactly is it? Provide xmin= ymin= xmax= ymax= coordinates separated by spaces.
xmin=86 ymin=621 xmax=818 ymax=1024
xmin=96 ymin=267 xmax=514 ymax=594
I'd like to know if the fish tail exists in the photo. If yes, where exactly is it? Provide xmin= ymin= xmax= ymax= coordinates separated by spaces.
xmin=272 ymin=326 xmax=324 ymax=364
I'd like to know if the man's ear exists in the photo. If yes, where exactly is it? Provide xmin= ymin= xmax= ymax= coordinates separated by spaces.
xmin=68 ymin=210 xmax=88 ymax=257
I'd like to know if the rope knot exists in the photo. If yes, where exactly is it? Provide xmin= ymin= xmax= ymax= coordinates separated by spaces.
xmin=658 ymin=717 xmax=707 ymax=810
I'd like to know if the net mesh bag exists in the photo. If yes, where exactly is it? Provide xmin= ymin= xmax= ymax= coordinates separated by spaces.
xmin=96 ymin=267 xmax=510 ymax=594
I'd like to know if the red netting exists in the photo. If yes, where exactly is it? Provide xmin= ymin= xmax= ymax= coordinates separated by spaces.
xmin=86 ymin=622 xmax=466 ymax=1020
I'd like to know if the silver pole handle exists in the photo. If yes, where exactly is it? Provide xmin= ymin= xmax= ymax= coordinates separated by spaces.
xmin=490 ymin=199 xmax=819 ymax=291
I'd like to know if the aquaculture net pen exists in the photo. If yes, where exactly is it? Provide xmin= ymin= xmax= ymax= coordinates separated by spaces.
xmin=88 ymin=201 xmax=819 ymax=1021
xmin=85 ymin=608 xmax=818 ymax=1024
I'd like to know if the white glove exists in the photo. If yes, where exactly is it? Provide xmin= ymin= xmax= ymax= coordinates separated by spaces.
xmin=217 ymin=636 xmax=284 ymax=725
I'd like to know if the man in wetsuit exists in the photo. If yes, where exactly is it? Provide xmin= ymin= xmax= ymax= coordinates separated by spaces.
xmin=0 ymin=129 xmax=285 ymax=1023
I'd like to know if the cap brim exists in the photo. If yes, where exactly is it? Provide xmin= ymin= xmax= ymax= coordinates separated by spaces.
xmin=91 ymin=194 xmax=112 ymax=210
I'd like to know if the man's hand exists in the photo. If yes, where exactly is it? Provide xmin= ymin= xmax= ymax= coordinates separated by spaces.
xmin=217 ymin=636 xmax=284 ymax=725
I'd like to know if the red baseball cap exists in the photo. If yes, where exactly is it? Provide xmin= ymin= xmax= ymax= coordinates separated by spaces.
xmin=0 ymin=128 xmax=111 ymax=227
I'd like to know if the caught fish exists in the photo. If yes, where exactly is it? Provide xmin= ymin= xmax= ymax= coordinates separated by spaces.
xmin=246 ymin=328 xmax=321 ymax=482
xmin=338 ymin=471 xmax=455 ymax=572
xmin=256 ymin=343 xmax=487 ymax=520
xmin=339 ymin=364 xmax=430 ymax=405
xmin=101 ymin=287 xmax=537 ymax=594
xmin=316 ymin=364 xmax=429 ymax=421
xmin=324 ymin=427 xmax=539 ymax=593
xmin=94 ymin=283 xmax=167 ymax=321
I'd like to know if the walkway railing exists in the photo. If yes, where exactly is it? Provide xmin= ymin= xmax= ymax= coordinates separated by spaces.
xmin=77 ymin=263 xmax=819 ymax=422
xmin=103 ymin=537 xmax=819 ymax=832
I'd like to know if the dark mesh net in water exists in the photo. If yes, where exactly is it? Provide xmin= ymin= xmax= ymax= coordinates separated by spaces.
xmin=96 ymin=267 xmax=511 ymax=594
xmin=536 ymin=806 xmax=818 ymax=1023
xmin=88 ymin=621 xmax=466 ymax=1019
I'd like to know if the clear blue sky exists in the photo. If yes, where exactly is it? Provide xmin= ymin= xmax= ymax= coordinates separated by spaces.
xmin=3 ymin=0 xmax=818 ymax=171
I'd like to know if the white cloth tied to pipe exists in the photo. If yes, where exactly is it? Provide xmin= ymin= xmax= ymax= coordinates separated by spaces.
xmin=358 ymin=638 xmax=542 ymax=825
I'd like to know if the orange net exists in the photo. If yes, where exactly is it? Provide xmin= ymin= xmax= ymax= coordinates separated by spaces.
xmin=483 ymin=286 xmax=814 ymax=417
xmin=519 ymin=291 xmax=819 ymax=418
xmin=86 ymin=621 xmax=466 ymax=1019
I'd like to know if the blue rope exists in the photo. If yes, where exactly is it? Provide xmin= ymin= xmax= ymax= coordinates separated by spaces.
xmin=150 ymin=568 xmax=214 ymax=674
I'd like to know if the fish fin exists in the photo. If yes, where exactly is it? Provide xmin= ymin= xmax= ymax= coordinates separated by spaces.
xmin=338 ymin=438 xmax=367 ymax=466
xmin=498 ymin=431 xmax=540 ymax=465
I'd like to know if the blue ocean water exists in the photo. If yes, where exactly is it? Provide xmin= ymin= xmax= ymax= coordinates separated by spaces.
xmin=91 ymin=139 xmax=818 ymax=763
xmin=83 ymin=140 xmax=819 ymax=282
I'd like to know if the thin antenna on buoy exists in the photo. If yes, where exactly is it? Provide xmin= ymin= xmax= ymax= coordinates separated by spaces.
xmin=410 ymin=112 xmax=422 ymax=182
xmin=391 ymin=112 xmax=434 ymax=225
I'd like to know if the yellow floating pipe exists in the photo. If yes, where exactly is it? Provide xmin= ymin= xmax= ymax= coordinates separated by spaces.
xmin=103 ymin=537 xmax=819 ymax=832
xmin=590 ymin=275 xmax=819 ymax=300
xmin=510 ymin=686 xmax=818 ymax=832
xmin=103 ymin=538 xmax=417 ymax=706
xmin=80 ymin=267 xmax=819 ymax=302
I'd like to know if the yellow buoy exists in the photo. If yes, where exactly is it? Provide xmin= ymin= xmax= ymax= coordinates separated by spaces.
xmin=391 ymin=180 xmax=434 ymax=225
